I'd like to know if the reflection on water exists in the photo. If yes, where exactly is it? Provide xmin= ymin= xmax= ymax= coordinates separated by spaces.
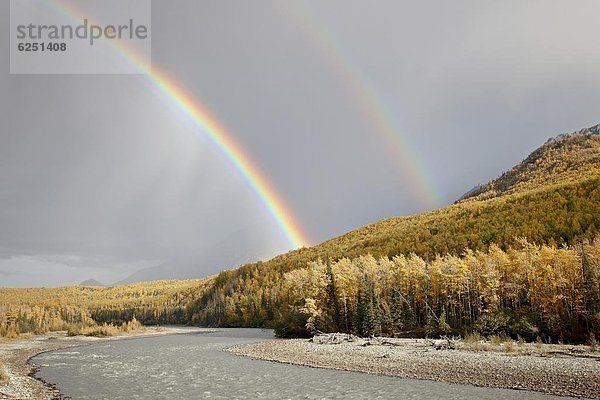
xmin=32 ymin=328 xmax=570 ymax=400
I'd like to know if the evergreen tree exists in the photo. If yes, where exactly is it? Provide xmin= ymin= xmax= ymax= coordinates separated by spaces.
xmin=325 ymin=256 xmax=342 ymax=331
xmin=391 ymin=283 xmax=415 ymax=331
xmin=354 ymin=275 xmax=381 ymax=337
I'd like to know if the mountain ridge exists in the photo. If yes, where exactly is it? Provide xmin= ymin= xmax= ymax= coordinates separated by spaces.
xmin=114 ymin=223 xmax=281 ymax=284
xmin=459 ymin=124 xmax=600 ymax=202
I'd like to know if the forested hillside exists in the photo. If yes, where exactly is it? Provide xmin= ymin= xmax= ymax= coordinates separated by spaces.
xmin=188 ymin=126 xmax=600 ymax=341
xmin=0 ymin=279 xmax=210 ymax=337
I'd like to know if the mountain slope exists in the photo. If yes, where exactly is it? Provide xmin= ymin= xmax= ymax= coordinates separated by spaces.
xmin=245 ymin=124 xmax=600 ymax=269
xmin=460 ymin=124 xmax=600 ymax=201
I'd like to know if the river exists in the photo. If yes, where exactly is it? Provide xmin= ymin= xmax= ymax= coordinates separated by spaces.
xmin=31 ymin=328 xmax=570 ymax=399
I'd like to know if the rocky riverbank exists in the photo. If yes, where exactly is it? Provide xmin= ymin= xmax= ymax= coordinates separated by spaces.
xmin=0 ymin=326 xmax=212 ymax=399
xmin=229 ymin=335 xmax=600 ymax=399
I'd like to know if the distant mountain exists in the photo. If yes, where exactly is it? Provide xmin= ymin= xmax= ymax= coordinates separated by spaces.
xmin=115 ymin=224 xmax=280 ymax=284
xmin=79 ymin=279 xmax=104 ymax=286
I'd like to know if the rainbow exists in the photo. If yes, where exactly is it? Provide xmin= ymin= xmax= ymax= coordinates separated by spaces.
xmin=146 ymin=68 xmax=311 ymax=249
xmin=49 ymin=0 xmax=310 ymax=249
xmin=285 ymin=3 xmax=442 ymax=209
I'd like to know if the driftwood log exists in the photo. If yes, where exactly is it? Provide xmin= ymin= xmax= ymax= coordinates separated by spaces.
xmin=432 ymin=336 xmax=459 ymax=350
xmin=310 ymin=333 xmax=359 ymax=344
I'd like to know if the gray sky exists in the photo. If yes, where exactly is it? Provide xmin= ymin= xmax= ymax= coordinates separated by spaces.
xmin=2 ymin=0 xmax=600 ymax=287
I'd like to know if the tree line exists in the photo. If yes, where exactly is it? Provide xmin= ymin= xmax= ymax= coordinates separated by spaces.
xmin=193 ymin=239 xmax=600 ymax=343
xmin=0 ymin=280 xmax=205 ymax=337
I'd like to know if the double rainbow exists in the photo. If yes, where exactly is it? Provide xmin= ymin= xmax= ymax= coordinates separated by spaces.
xmin=50 ymin=0 xmax=444 ymax=249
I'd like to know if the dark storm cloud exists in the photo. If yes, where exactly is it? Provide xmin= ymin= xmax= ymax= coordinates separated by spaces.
xmin=1 ymin=0 xmax=600 ymax=286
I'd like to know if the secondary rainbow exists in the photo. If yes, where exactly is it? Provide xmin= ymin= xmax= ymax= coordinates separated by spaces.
xmin=50 ymin=0 xmax=310 ymax=249
xmin=285 ymin=3 xmax=442 ymax=209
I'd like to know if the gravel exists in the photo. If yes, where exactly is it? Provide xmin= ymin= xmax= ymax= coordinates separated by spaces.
xmin=229 ymin=337 xmax=600 ymax=399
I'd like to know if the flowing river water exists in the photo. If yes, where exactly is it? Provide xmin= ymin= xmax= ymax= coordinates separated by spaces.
xmin=31 ymin=328 xmax=571 ymax=399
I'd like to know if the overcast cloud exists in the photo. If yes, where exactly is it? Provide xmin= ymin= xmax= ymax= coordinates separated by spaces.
xmin=1 ymin=0 xmax=600 ymax=286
